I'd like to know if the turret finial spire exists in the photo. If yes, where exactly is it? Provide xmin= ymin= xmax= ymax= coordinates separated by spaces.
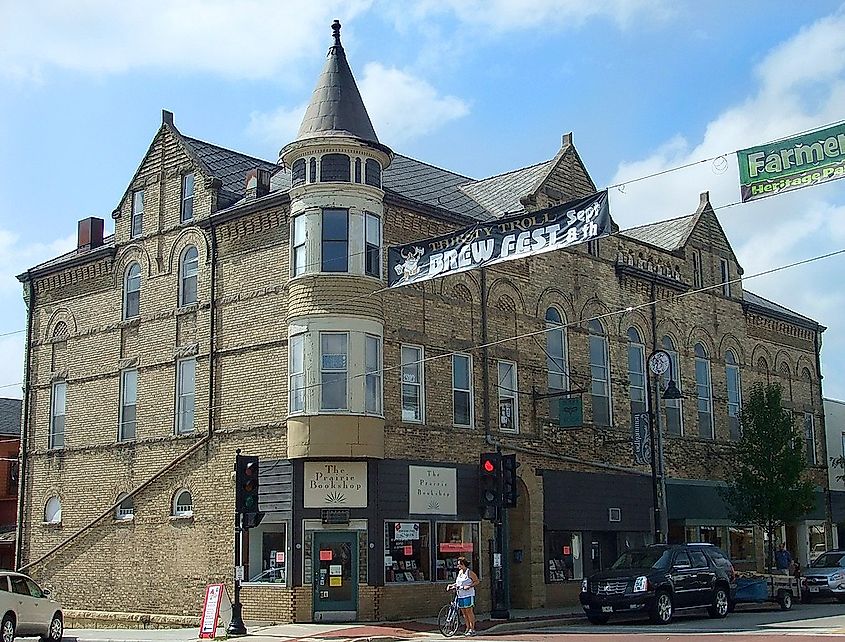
xmin=332 ymin=20 xmax=342 ymax=47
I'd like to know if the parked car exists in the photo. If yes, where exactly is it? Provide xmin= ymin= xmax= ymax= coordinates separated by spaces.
xmin=802 ymin=550 xmax=845 ymax=602
xmin=0 ymin=571 xmax=63 ymax=642
xmin=687 ymin=543 xmax=738 ymax=608
xmin=579 ymin=544 xmax=733 ymax=625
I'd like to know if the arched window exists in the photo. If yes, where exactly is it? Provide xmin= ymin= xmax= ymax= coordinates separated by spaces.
xmin=802 ymin=368 xmax=814 ymax=407
xmin=725 ymin=350 xmax=741 ymax=440
xmin=661 ymin=335 xmax=683 ymax=436
xmin=757 ymin=357 xmax=770 ymax=384
xmin=695 ymin=343 xmax=713 ymax=439
xmin=545 ymin=308 xmax=568 ymax=421
xmin=354 ymin=157 xmax=362 ymax=183
xmin=172 ymin=489 xmax=193 ymax=517
xmin=52 ymin=322 xmax=69 ymax=341
xmin=124 ymin=262 xmax=141 ymax=319
xmin=365 ymin=159 xmax=382 ymax=188
xmin=309 ymin=157 xmax=317 ymax=183
xmin=291 ymin=158 xmax=306 ymax=187
xmin=589 ymin=319 xmax=610 ymax=427
xmin=44 ymin=496 xmax=62 ymax=524
xmin=179 ymin=246 xmax=199 ymax=306
xmin=320 ymin=154 xmax=351 ymax=182
xmin=115 ymin=493 xmax=134 ymax=520
xmin=627 ymin=327 xmax=646 ymax=416
xmin=779 ymin=363 xmax=793 ymax=401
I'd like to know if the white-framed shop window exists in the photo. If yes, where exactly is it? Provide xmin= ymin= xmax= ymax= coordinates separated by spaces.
xmin=452 ymin=354 xmax=473 ymax=427
xmin=401 ymin=345 xmax=424 ymax=423
xmin=320 ymin=332 xmax=349 ymax=411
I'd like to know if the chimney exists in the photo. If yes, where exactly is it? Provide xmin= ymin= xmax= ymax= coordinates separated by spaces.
xmin=245 ymin=168 xmax=271 ymax=199
xmin=77 ymin=217 xmax=104 ymax=250
xmin=162 ymin=109 xmax=174 ymax=126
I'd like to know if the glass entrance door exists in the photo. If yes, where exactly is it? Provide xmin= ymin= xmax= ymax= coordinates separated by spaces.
xmin=313 ymin=531 xmax=358 ymax=620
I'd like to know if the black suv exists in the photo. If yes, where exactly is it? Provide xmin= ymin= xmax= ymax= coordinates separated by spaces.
xmin=579 ymin=544 xmax=733 ymax=625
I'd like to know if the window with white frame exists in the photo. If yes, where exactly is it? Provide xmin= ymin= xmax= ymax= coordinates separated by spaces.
xmin=292 ymin=216 xmax=306 ymax=276
xmin=320 ymin=332 xmax=348 ymax=411
xmin=322 ymin=209 xmax=348 ymax=272
xmin=661 ymin=335 xmax=683 ymax=436
xmin=726 ymin=350 xmax=741 ymax=440
xmin=124 ymin=262 xmax=141 ymax=319
xmin=44 ymin=496 xmax=62 ymax=524
xmin=719 ymin=258 xmax=730 ymax=296
xmin=627 ymin=327 xmax=646 ymax=416
xmin=452 ymin=354 xmax=473 ymax=427
xmin=179 ymin=246 xmax=198 ymax=306
xmin=695 ymin=343 xmax=714 ymax=439
xmin=497 ymin=360 xmax=518 ymax=433
xmin=176 ymin=358 xmax=196 ymax=434
xmin=289 ymin=334 xmax=305 ymax=414
xmin=50 ymin=381 xmax=66 ymax=449
xmin=181 ymin=173 xmax=195 ymax=222
xmin=401 ymin=345 xmax=424 ymax=422
xmin=365 ymin=334 xmax=382 ymax=415
xmin=365 ymin=212 xmax=381 ymax=278
xmin=545 ymin=308 xmax=568 ymax=422
xmin=692 ymin=250 xmax=702 ymax=289
xmin=115 ymin=493 xmax=134 ymax=520
xmin=131 ymin=189 xmax=144 ymax=238
xmin=119 ymin=369 xmax=138 ymax=441
xmin=589 ymin=320 xmax=611 ymax=426
xmin=805 ymin=412 xmax=816 ymax=465
xmin=172 ymin=489 xmax=193 ymax=517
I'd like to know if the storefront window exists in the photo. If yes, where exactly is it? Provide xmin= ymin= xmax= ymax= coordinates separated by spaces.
xmin=809 ymin=523 xmax=826 ymax=561
xmin=435 ymin=522 xmax=480 ymax=582
xmin=384 ymin=521 xmax=430 ymax=583
xmin=685 ymin=525 xmax=726 ymax=550
xmin=246 ymin=522 xmax=287 ymax=583
xmin=729 ymin=526 xmax=755 ymax=563
xmin=545 ymin=531 xmax=583 ymax=582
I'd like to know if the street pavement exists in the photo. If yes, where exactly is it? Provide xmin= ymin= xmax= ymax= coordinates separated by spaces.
xmin=57 ymin=601 xmax=845 ymax=641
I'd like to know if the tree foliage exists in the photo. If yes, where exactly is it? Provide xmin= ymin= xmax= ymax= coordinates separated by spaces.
xmin=721 ymin=382 xmax=815 ymax=568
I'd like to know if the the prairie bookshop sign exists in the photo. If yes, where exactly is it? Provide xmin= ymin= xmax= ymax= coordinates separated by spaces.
xmin=304 ymin=462 xmax=367 ymax=508
xmin=409 ymin=465 xmax=457 ymax=515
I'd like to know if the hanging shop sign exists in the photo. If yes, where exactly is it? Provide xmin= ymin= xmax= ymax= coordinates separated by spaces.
xmin=737 ymin=122 xmax=845 ymax=202
xmin=387 ymin=190 xmax=611 ymax=288
xmin=558 ymin=397 xmax=583 ymax=428
xmin=409 ymin=465 xmax=457 ymax=515
xmin=632 ymin=412 xmax=651 ymax=465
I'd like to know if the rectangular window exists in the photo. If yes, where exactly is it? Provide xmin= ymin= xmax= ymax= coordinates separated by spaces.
xmin=119 ymin=369 xmax=138 ymax=441
xmin=292 ymin=216 xmax=306 ymax=276
xmin=401 ymin=345 xmax=424 ymax=422
xmin=662 ymin=351 xmax=683 ymax=436
xmin=176 ymin=358 xmax=196 ymax=434
xmin=181 ymin=173 xmax=195 ymax=222
xmin=365 ymin=334 xmax=382 ymax=415
xmin=628 ymin=343 xmax=646 ymax=416
xmin=589 ymin=335 xmax=611 ymax=427
xmin=452 ymin=354 xmax=473 ymax=427
xmin=384 ymin=521 xmax=431 ymax=583
xmin=727 ymin=364 xmax=741 ymax=440
xmin=435 ymin=522 xmax=480 ymax=582
xmin=246 ymin=523 xmax=287 ymax=584
xmin=692 ymin=250 xmax=702 ymax=289
xmin=720 ymin=258 xmax=730 ymax=296
xmin=50 ymin=381 xmax=67 ymax=449
xmin=365 ymin=212 xmax=381 ymax=278
xmin=545 ymin=531 xmax=583 ymax=582
xmin=728 ymin=526 xmax=755 ymax=563
xmin=696 ymin=358 xmax=713 ymax=439
xmin=805 ymin=412 xmax=816 ymax=465
xmin=497 ymin=360 xmax=518 ymax=433
xmin=131 ymin=189 xmax=144 ymax=239
xmin=321 ymin=209 xmax=348 ymax=272
xmin=320 ymin=332 xmax=348 ymax=411
xmin=289 ymin=334 xmax=305 ymax=414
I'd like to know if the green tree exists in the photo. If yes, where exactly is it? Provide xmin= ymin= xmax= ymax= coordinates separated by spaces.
xmin=721 ymin=382 xmax=815 ymax=571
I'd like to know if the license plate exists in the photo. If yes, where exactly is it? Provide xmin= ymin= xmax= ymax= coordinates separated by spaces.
xmin=602 ymin=606 xmax=613 ymax=613
xmin=810 ymin=587 xmax=820 ymax=593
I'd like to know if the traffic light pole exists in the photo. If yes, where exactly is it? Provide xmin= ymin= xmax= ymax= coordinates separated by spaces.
xmin=227 ymin=511 xmax=246 ymax=635
xmin=490 ymin=447 xmax=510 ymax=620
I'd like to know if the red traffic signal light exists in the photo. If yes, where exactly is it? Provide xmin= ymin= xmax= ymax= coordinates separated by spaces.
xmin=483 ymin=459 xmax=495 ymax=473
xmin=479 ymin=452 xmax=502 ymax=520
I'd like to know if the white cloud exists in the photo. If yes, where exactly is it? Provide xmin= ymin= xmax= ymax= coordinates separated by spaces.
xmin=247 ymin=103 xmax=308 ymax=153
xmin=0 ymin=0 xmax=372 ymax=81
xmin=0 ymin=335 xmax=24 ymax=400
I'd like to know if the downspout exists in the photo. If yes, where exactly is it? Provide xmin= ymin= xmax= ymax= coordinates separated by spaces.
xmin=208 ymin=221 xmax=217 ymax=437
xmin=480 ymin=268 xmax=491 ymax=438
xmin=815 ymin=327 xmax=833 ymax=547
xmin=15 ymin=275 xmax=34 ymax=570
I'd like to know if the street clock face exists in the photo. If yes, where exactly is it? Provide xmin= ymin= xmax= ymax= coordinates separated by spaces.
xmin=648 ymin=351 xmax=671 ymax=375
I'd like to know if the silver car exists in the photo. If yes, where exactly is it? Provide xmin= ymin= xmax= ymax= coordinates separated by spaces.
xmin=0 ymin=572 xmax=63 ymax=641
xmin=802 ymin=550 xmax=845 ymax=602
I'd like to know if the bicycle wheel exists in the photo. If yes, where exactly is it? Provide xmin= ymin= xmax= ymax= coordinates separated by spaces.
xmin=438 ymin=602 xmax=461 ymax=637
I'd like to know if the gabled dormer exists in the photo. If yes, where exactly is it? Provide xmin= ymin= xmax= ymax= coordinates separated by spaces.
xmin=684 ymin=192 xmax=744 ymax=300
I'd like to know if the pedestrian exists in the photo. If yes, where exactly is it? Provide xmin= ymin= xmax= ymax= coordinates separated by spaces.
xmin=775 ymin=543 xmax=792 ymax=572
xmin=447 ymin=556 xmax=480 ymax=636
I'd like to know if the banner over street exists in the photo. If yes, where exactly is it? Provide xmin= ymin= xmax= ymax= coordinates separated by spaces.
xmin=387 ymin=190 xmax=611 ymax=288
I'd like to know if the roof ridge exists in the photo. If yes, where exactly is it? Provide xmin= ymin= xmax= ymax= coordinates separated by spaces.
xmin=470 ymin=157 xmax=555 ymax=184
xmin=743 ymin=289 xmax=815 ymax=322
xmin=181 ymin=135 xmax=276 ymax=166
xmin=621 ymin=211 xmax=697 ymax=232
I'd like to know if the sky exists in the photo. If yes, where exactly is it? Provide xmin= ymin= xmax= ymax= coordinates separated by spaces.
xmin=1 ymin=1 xmax=845 ymax=400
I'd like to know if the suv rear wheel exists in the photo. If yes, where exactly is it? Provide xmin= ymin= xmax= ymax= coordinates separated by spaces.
xmin=649 ymin=591 xmax=673 ymax=624
xmin=708 ymin=586 xmax=729 ymax=618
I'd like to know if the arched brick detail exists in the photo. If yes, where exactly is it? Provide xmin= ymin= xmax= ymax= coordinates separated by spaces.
xmin=44 ymin=308 xmax=78 ymax=342
xmin=487 ymin=277 xmax=526 ymax=314
xmin=113 ymin=243 xmax=153 ymax=286
xmin=166 ymin=227 xmax=211 ymax=274
xmin=686 ymin=326 xmax=716 ymax=356
xmin=718 ymin=333 xmax=745 ymax=365
xmin=535 ymin=287 xmax=575 ymax=325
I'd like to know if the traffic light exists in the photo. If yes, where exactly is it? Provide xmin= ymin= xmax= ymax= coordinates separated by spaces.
xmin=501 ymin=453 xmax=519 ymax=508
xmin=235 ymin=454 xmax=260 ymax=515
xmin=479 ymin=452 xmax=502 ymax=520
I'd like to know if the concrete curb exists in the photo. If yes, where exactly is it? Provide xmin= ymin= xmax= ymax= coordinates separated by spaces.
xmin=482 ymin=613 xmax=583 ymax=635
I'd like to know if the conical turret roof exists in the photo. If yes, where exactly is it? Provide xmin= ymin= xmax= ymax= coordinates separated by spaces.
xmin=296 ymin=21 xmax=379 ymax=145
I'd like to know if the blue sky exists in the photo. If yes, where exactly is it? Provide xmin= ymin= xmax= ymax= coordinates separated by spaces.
xmin=1 ymin=1 xmax=845 ymax=400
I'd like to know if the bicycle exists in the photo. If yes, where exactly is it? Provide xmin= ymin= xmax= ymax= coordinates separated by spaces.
xmin=437 ymin=589 xmax=464 ymax=637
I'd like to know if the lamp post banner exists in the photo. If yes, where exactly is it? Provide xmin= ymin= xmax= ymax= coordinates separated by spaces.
xmin=737 ymin=122 xmax=845 ymax=202
xmin=632 ymin=412 xmax=651 ymax=465
xmin=387 ymin=190 xmax=611 ymax=288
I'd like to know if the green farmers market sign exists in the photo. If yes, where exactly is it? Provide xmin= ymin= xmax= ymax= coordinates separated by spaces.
xmin=737 ymin=122 xmax=845 ymax=202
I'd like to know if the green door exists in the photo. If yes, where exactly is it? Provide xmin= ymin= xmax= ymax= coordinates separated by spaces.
xmin=313 ymin=531 xmax=358 ymax=620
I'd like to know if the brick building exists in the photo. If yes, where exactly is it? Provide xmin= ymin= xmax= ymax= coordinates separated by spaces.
xmin=0 ymin=398 xmax=21 ymax=569
xmin=16 ymin=22 xmax=828 ymax=622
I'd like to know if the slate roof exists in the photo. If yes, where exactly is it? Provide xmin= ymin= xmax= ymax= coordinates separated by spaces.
xmin=743 ymin=290 xmax=821 ymax=328
xmin=620 ymin=213 xmax=698 ymax=251
xmin=459 ymin=159 xmax=555 ymax=218
xmin=0 ymin=398 xmax=21 ymax=437
xmin=25 ymin=234 xmax=115 ymax=275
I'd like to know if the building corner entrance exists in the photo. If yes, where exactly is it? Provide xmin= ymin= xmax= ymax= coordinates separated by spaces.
xmin=313 ymin=531 xmax=358 ymax=621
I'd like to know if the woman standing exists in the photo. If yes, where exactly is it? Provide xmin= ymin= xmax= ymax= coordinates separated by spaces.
xmin=448 ymin=556 xmax=480 ymax=636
